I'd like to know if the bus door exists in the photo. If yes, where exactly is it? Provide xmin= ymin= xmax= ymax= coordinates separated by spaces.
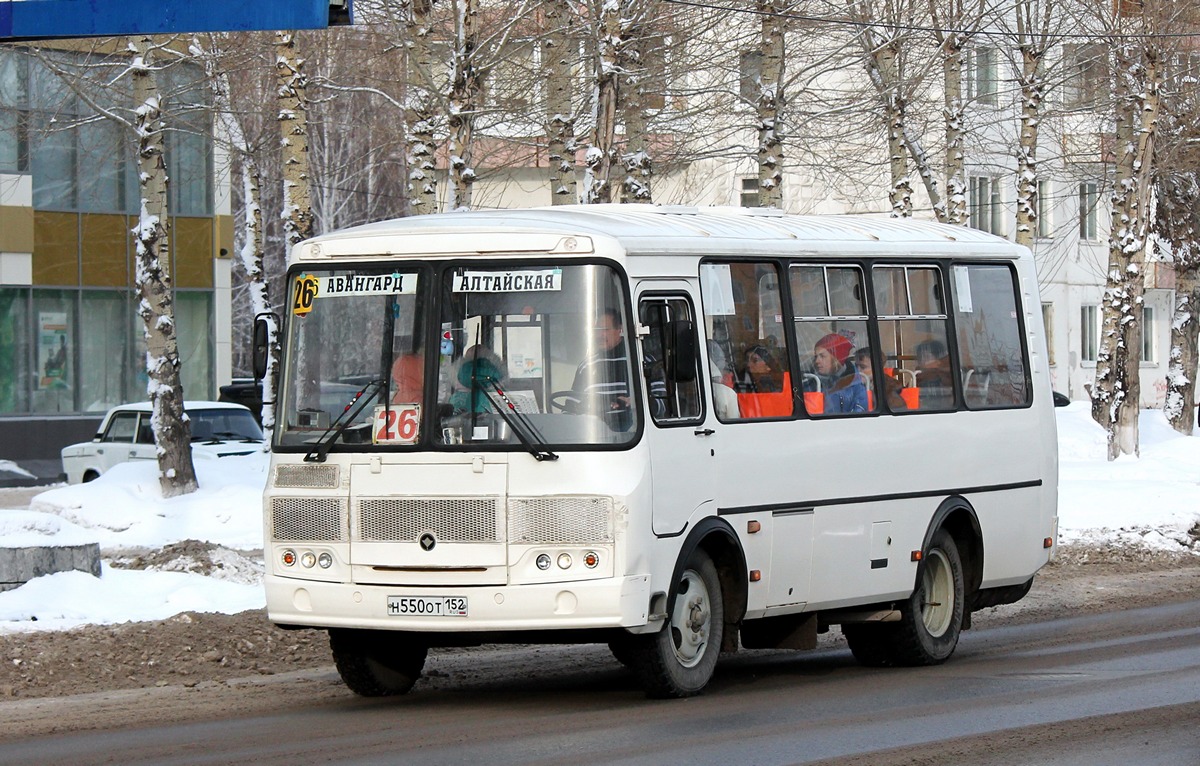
xmin=636 ymin=285 xmax=715 ymax=536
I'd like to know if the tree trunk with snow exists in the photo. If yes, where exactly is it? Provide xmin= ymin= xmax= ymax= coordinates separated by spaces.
xmin=1091 ymin=42 xmax=1161 ymax=459
xmin=131 ymin=38 xmax=198 ymax=497
xmin=619 ymin=1 xmax=653 ymax=203
xmin=447 ymin=0 xmax=481 ymax=210
xmin=1010 ymin=0 xmax=1055 ymax=248
xmin=1157 ymin=173 xmax=1200 ymax=435
xmin=862 ymin=34 xmax=913 ymax=218
xmin=757 ymin=0 xmax=785 ymax=209
xmin=197 ymin=36 xmax=280 ymax=431
xmin=276 ymin=31 xmax=315 ymax=245
xmin=407 ymin=0 xmax=440 ymax=214
xmin=583 ymin=0 xmax=621 ymax=204
xmin=940 ymin=32 xmax=967 ymax=226
xmin=1014 ymin=44 xmax=1045 ymax=249
xmin=544 ymin=0 xmax=578 ymax=204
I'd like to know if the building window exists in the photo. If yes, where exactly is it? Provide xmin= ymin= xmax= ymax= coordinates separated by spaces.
xmin=1037 ymin=179 xmax=1053 ymax=238
xmin=740 ymin=177 xmax=761 ymax=207
xmin=969 ymin=176 xmax=1004 ymax=236
xmin=1063 ymin=44 xmax=1106 ymax=110
xmin=1078 ymin=182 xmax=1099 ymax=240
xmin=1081 ymin=304 xmax=1098 ymax=363
xmin=1141 ymin=305 xmax=1155 ymax=363
xmin=968 ymin=47 xmax=998 ymax=107
xmin=1042 ymin=303 xmax=1055 ymax=365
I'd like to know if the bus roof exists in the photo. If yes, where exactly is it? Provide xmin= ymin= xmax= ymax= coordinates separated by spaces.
xmin=294 ymin=205 xmax=1027 ymax=266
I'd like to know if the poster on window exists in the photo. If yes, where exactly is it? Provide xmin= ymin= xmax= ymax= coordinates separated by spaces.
xmin=39 ymin=312 xmax=69 ymax=390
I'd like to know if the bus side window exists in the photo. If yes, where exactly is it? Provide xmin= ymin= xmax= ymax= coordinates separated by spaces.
xmin=873 ymin=265 xmax=956 ymax=412
xmin=700 ymin=261 xmax=793 ymax=420
xmin=639 ymin=296 xmax=703 ymax=424
xmin=951 ymin=264 xmax=1030 ymax=408
xmin=789 ymin=264 xmax=873 ymax=416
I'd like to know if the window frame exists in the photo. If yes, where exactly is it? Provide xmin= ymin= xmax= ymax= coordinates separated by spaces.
xmin=1080 ymin=304 xmax=1099 ymax=364
xmin=638 ymin=292 xmax=705 ymax=428
xmin=1078 ymin=182 xmax=1100 ymax=241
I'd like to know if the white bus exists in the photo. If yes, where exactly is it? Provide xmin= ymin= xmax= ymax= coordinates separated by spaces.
xmin=258 ymin=205 xmax=1058 ymax=698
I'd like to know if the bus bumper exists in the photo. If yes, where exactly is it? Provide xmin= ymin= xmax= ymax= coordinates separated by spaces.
xmin=265 ymin=573 xmax=652 ymax=632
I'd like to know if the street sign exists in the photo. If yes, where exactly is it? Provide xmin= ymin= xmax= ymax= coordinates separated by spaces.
xmin=1 ymin=0 xmax=352 ymax=41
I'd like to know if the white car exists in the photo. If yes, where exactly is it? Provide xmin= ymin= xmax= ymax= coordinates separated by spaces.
xmin=61 ymin=400 xmax=265 ymax=484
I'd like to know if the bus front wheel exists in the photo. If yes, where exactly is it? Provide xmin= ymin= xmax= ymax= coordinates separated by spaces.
xmin=628 ymin=548 xmax=724 ymax=698
xmin=329 ymin=629 xmax=428 ymax=696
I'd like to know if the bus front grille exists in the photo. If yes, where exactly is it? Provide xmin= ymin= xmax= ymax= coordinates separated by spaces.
xmin=508 ymin=496 xmax=614 ymax=544
xmin=357 ymin=497 xmax=502 ymax=543
xmin=274 ymin=464 xmax=340 ymax=488
xmin=271 ymin=497 xmax=346 ymax=541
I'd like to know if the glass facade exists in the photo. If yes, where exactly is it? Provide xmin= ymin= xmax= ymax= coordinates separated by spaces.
xmin=0 ymin=46 xmax=219 ymax=417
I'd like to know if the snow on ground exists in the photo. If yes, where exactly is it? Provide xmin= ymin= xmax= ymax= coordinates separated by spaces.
xmin=0 ymin=404 xmax=1197 ymax=633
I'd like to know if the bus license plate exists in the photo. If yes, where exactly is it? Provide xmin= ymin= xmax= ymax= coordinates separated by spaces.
xmin=387 ymin=596 xmax=468 ymax=617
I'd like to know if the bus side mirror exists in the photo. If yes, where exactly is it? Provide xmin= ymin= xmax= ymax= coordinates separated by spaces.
xmin=668 ymin=319 xmax=698 ymax=383
xmin=252 ymin=313 xmax=276 ymax=380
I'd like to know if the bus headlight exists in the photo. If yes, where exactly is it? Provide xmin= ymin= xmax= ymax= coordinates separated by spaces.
xmin=301 ymin=552 xmax=317 ymax=568
xmin=281 ymin=549 xmax=297 ymax=567
xmin=318 ymin=552 xmax=333 ymax=569
xmin=536 ymin=554 xmax=552 ymax=570
xmin=557 ymin=553 xmax=572 ymax=569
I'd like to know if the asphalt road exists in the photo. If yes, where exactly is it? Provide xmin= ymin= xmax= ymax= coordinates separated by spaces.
xmin=2 ymin=599 xmax=1198 ymax=765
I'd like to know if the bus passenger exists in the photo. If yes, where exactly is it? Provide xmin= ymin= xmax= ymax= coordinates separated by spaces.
xmin=855 ymin=346 xmax=906 ymax=411
xmin=812 ymin=333 xmax=868 ymax=414
xmin=744 ymin=345 xmax=785 ymax=392
xmin=450 ymin=345 xmax=507 ymax=413
xmin=573 ymin=308 xmax=637 ymax=429
xmin=710 ymin=359 xmax=739 ymax=419
xmin=390 ymin=353 xmax=424 ymax=404
xmin=916 ymin=339 xmax=953 ymax=409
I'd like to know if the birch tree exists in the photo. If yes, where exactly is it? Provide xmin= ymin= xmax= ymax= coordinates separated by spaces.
xmin=276 ymin=31 xmax=315 ymax=245
xmin=543 ymin=0 xmax=579 ymax=204
xmin=618 ymin=0 xmax=657 ymax=203
xmin=1156 ymin=172 xmax=1200 ymax=434
xmin=1008 ymin=0 xmax=1057 ymax=248
xmin=405 ymin=0 xmax=441 ymax=214
xmin=756 ymin=0 xmax=787 ymax=208
xmin=131 ymin=37 xmax=198 ymax=496
xmin=850 ymin=0 xmax=927 ymax=217
xmin=1153 ymin=45 xmax=1200 ymax=435
xmin=583 ymin=0 xmax=623 ymax=204
xmin=446 ymin=0 xmax=482 ymax=209
xmin=1088 ymin=6 xmax=1163 ymax=459
xmin=929 ymin=0 xmax=990 ymax=226
xmin=194 ymin=34 xmax=283 ymax=430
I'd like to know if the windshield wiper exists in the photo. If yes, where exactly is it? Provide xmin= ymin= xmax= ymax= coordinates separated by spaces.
xmin=480 ymin=380 xmax=558 ymax=462
xmin=304 ymin=379 xmax=385 ymax=463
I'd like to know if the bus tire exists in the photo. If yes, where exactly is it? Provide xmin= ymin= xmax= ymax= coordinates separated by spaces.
xmin=628 ymin=549 xmax=723 ymax=698
xmin=329 ymin=629 xmax=428 ymax=696
xmin=892 ymin=528 xmax=964 ymax=665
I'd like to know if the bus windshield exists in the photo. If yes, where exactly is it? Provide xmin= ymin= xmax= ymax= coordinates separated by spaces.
xmin=276 ymin=262 xmax=637 ymax=452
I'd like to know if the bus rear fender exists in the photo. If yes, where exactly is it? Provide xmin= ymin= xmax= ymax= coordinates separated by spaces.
xmin=658 ymin=517 xmax=748 ymax=652
xmin=923 ymin=496 xmax=984 ymax=625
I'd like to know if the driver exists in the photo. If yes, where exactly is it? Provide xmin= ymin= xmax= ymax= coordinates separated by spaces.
xmin=572 ymin=308 xmax=635 ymax=428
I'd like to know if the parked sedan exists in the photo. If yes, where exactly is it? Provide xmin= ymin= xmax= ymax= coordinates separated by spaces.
xmin=61 ymin=401 xmax=265 ymax=484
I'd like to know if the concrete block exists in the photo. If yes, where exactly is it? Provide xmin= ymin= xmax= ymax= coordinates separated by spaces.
xmin=0 ymin=543 xmax=101 ymax=591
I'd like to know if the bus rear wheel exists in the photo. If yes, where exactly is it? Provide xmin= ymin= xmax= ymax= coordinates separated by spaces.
xmin=844 ymin=528 xmax=965 ymax=667
xmin=329 ymin=629 xmax=428 ymax=696
xmin=895 ymin=529 xmax=964 ymax=664
xmin=628 ymin=549 xmax=723 ymax=698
